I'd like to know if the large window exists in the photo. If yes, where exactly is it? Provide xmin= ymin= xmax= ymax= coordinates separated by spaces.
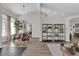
xmin=2 ymin=14 xmax=7 ymax=37
xmin=11 ymin=17 xmax=15 ymax=35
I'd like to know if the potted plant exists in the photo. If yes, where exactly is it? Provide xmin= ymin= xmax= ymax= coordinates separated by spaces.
xmin=14 ymin=20 xmax=23 ymax=34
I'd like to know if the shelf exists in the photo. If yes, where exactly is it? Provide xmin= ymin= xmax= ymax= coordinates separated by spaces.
xmin=42 ymin=40 xmax=52 ymax=42
xmin=42 ymin=24 xmax=65 ymax=42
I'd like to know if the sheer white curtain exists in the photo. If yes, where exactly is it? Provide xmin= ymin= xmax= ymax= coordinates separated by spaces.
xmin=0 ymin=14 xmax=2 ymax=47
xmin=2 ymin=14 xmax=8 ymax=42
xmin=11 ymin=17 xmax=15 ymax=35
xmin=2 ymin=14 xmax=7 ymax=37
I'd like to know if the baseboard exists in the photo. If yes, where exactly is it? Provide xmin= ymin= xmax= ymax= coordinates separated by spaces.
xmin=32 ymin=37 xmax=40 ymax=39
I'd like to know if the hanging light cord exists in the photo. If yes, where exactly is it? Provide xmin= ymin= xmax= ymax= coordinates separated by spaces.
xmin=22 ymin=5 xmax=25 ymax=20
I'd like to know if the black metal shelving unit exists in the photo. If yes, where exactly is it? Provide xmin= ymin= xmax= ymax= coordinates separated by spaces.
xmin=42 ymin=24 xmax=65 ymax=42
xmin=42 ymin=24 xmax=52 ymax=42
xmin=53 ymin=24 xmax=65 ymax=42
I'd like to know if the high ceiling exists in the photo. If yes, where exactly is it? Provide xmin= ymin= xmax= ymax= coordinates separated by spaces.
xmin=0 ymin=3 xmax=79 ymax=17
xmin=0 ymin=3 xmax=40 ymax=16
xmin=41 ymin=3 xmax=79 ymax=16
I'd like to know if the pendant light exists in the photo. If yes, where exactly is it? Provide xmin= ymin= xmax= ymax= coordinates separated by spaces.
xmin=21 ymin=4 xmax=25 ymax=22
xmin=22 ymin=4 xmax=25 ymax=32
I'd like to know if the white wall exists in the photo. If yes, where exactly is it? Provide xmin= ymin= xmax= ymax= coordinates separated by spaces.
xmin=41 ymin=16 xmax=65 ymax=24
xmin=18 ymin=11 xmax=41 ymax=38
